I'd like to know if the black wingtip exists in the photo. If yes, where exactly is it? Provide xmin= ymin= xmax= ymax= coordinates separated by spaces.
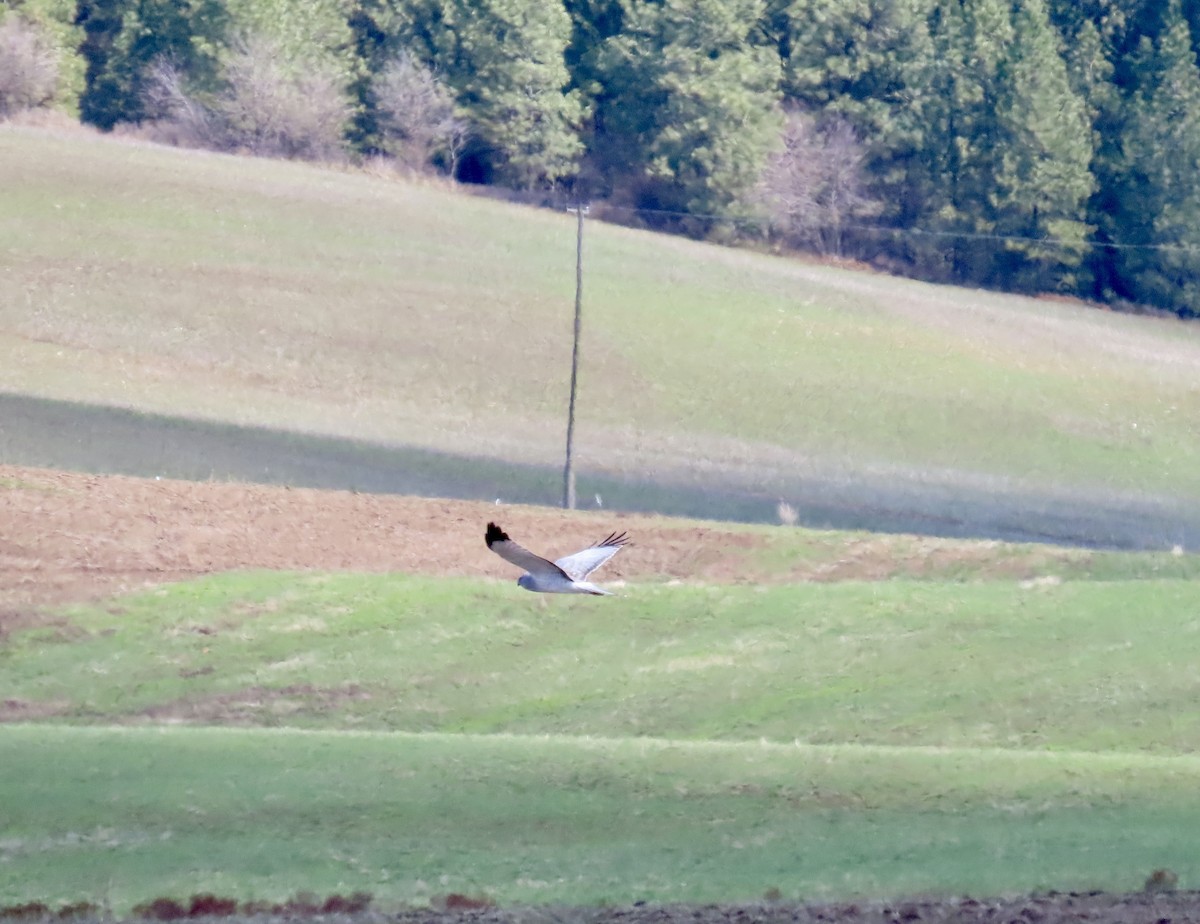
xmin=485 ymin=522 xmax=508 ymax=548
xmin=598 ymin=530 xmax=631 ymax=549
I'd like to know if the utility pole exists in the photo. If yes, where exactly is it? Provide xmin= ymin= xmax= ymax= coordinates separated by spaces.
xmin=563 ymin=202 xmax=588 ymax=510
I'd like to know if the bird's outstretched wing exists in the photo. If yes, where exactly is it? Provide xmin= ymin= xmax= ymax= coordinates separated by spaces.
xmin=555 ymin=530 xmax=630 ymax=581
xmin=485 ymin=523 xmax=570 ymax=579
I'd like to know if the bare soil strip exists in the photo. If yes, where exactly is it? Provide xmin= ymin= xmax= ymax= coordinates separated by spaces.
xmin=0 ymin=463 xmax=773 ymax=613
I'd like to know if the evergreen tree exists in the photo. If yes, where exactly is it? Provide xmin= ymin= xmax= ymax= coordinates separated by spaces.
xmin=988 ymin=0 xmax=1094 ymax=290
xmin=221 ymin=0 xmax=356 ymax=82
xmin=76 ymin=0 xmax=227 ymax=129
xmin=876 ymin=0 xmax=1092 ymax=289
xmin=1058 ymin=0 xmax=1200 ymax=314
xmin=594 ymin=0 xmax=781 ymax=223
xmin=874 ymin=0 xmax=991 ymax=279
xmin=418 ymin=0 xmax=583 ymax=188
xmin=561 ymin=0 xmax=624 ymax=194
xmin=562 ymin=0 xmax=624 ymax=94
xmin=1044 ymin=1 xmax=1131 ymax=303
xmin=771 ymin=0 xmax=932 ymax=122
xmin=1112 ymin=2 xmax=1200 ymax=315
xmin=345 ymin=0 xmax=412 ymax=150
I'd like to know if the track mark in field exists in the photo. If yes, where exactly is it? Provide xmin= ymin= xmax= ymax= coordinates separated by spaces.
xmin=135 ymin=683 xmax=374 ymax=725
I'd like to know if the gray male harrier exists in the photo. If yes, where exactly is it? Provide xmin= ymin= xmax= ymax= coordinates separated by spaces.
xmin=485 ymin=522 xmax=629 ymax=595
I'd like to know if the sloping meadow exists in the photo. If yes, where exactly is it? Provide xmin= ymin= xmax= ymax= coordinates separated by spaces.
xmin=3 ymin=125 xmax=1200 ymax=541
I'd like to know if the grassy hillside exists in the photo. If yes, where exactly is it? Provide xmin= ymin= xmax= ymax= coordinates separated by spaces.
xmin=8 ymin=571 xmax=1200 ymax=752
xmin=2 ymin=124 xmax=1200 ymax=517
xmin=3 ymin=724 xmax=1197 ymax=910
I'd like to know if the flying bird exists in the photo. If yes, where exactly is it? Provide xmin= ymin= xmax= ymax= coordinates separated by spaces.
xmin=485 ymin=522 xmax=629 ymax=595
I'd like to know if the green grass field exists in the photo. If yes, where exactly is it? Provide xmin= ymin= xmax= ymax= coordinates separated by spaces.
xmin=3 ymin=564 xmax=1200 ymax=909
xmin=3 ymin=724 xmax=1198 ymax=910
xmin=7 ymin=571 xmax=1200 ymax=752
xmin=3 ymin=124 xmax=1200 ymax=509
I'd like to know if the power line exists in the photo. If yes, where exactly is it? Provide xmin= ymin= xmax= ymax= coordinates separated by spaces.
xmin=589 ymin=201 xmax=1200 ymax=255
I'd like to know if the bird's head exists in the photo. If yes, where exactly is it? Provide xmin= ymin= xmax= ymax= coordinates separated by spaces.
xmin=516 ymin=574 xmax=534 ymax=590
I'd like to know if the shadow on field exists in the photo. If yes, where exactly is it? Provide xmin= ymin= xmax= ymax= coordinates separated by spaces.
xmin=2 ymin=391 xmax=1197 ymax=551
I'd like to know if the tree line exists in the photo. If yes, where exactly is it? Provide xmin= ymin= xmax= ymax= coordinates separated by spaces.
xmin=3 ymin=0 xmax=1200 ymax=318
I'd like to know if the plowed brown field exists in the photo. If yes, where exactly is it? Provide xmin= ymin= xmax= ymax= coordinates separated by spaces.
xmin=1 ymin=462 xmax=1096 ymax=621
xmin=0 ymin=463 xmax=773 ymax=613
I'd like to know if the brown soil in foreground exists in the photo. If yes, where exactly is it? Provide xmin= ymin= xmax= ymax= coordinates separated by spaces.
xmin=411 ymin=891 xmax=1200 ymax=924
xmin=9 ymin=890 xmax=1200 ymax=924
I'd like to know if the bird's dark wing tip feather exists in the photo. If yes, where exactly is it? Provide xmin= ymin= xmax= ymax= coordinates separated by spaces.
xmin=598 ymin=530 xmax=630 ymax=548
xmin=485 ymin=522 xmax=509 ymax=548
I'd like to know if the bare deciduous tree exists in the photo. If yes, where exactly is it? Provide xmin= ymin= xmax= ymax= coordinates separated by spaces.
xmin=759 ymin=110 xmax=880 ymax=258
xmin=373 ymin=51 xmax=467 ymax=175
xmin=0 ymin=13 xmax=58 ymax=119
xmin=144 ymin=58 xmax=214 ymax=147
xmin=216 ymin=35 xmax=349 ymax=161
xmin=145 ymin=34 xmax=349 ymax=162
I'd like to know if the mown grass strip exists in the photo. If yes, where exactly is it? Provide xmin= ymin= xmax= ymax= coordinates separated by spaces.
xmin=1 ymin=724 xmax=1197 ymax=911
